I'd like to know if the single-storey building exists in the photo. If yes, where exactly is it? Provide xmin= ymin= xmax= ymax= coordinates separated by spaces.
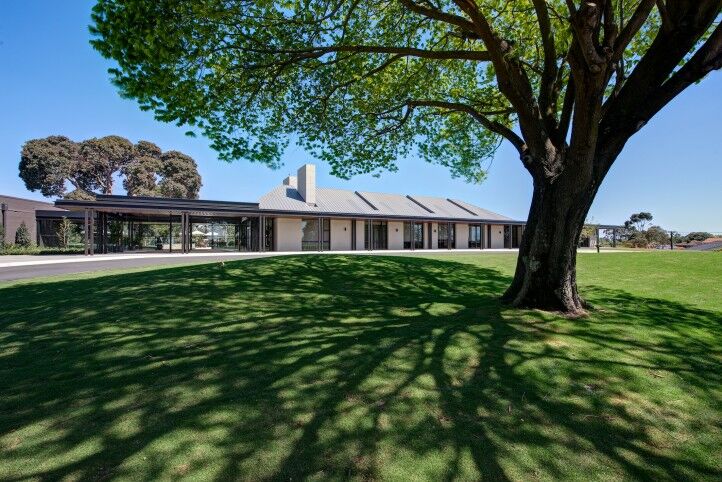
xmin=49 ymin=163 xmax=530 ymax=254
xmin=3 ymin=163 xmax=620 ymax=253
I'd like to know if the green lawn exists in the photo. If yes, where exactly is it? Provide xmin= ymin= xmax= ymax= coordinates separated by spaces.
xmin=1 ymin=252 xmax=721 ymax=481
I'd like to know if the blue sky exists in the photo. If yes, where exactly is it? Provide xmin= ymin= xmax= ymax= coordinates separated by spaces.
xmin=1 ymin=2 xmax=721 ymax=232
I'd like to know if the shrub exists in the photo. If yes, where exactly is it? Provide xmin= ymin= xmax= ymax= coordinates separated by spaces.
xmin=683 ymin=232 xmax=712 ymax=243
xmin=0 ymin=245 xmax=84 ymax=255
xmin=0 ymin=224 xmax=5 ymax=249
xmin=15 ymin=222 xmax=32 ymax=247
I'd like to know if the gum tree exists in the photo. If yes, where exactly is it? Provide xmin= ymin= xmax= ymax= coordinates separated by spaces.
xmin=91 ymin=0 xmax=722 ymax=313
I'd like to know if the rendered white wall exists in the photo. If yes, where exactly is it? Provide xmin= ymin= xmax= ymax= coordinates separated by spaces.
xmin=354 ymin=220 xmax=365 ymax=249
xmin=388 ymin=221 xmax=404 ymax=250
xmin=330 ymin=219 xmax=352 ymax=250
xmin=431 ymin=222 xmax=438 ymax=248
xmin=455 ymin=223 xmax=469 ymax=249
xmin=490 ymin=224 xmax=505 ymax=248
xmin=274 ymin=217 xmax=302 ymax=252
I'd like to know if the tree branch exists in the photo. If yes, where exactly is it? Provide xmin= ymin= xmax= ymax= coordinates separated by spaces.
xmin=642 ymin=21 xmax=722 ymax=120
xmin=451 ymin=0 xmax=542 ymax=154
xmin=532 ymin=0 xmax=559 ymax=126
xmin=398 ymin=0 xmax=480 ymax=38
xmin=408 ymin=99 xmax=526 ymax=155
xmin=241 ymin=44 xmax=492 ymax=66
xmin=612 ymin=0 xmax=655 ymax=62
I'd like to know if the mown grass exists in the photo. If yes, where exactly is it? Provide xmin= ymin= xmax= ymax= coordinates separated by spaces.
xmin=1 ymin=252 xmax=721 ymax=481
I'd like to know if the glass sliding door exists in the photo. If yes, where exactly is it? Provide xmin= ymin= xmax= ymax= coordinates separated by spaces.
xmin=321 ymin=218 xmax=330 ymax=250
xmin=238 ymin=216 xmax=260 ymax=251
xmin=364 ymin=220 xmax=387 ymax=250
xmin=301 ymin=218 xmax=319 ymax=251
xmin=301 ymin=218 xmax=330 ymax=251
xmin=263 ymin=217 xmax=274 ymax=251
xmin=126 ymin=220 xmax=177 ymax=252
xmin=469 ymin=224 xmax=482 ymax=248
xmin=438 ymin=223 xmax=456 ymax=249
xmin=413 ymin=222 xmax=424 ymax=249
xmin=512 ymin=225 xmax=523 ymax=248
xmin=191 ymin=219 xmax=240 ymax=251
xmin=403 ymin=222 xmax=424 ymax=249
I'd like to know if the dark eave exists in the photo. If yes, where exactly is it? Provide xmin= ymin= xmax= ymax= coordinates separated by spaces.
xmin=36 ymin=209 xmax=85 ymax=220
xmin=56 ymin=194 xmax=259 ymax=214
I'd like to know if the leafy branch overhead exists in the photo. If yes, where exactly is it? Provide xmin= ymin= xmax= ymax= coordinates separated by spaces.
xmin=90 ymin=1 xmax=722 ymax=182
xmin=19 ymin=135 xmax=202 ymax=199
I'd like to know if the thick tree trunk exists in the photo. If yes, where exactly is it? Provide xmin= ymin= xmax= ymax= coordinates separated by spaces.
xmin=502 ymin=167 xmax=598 ymax=315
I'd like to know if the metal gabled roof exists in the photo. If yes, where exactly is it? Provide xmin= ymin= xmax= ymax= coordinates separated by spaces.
xmin=259 ymin=186 xmax=379 ymax=215
xmin=258 ymin=185 xmax=518 ymax=222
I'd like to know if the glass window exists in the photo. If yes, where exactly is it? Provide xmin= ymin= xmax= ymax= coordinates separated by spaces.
xmin=403 ymin=222 xmax=412 ymax=249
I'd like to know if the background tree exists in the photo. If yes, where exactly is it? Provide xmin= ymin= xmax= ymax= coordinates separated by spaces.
xmin=157 ymin=151 xmax=202 ymax=198
xmin=78 ymin=135 xmax=135 ymax=194
xmin=15 ymin=222 xmax=32 ymax=247
xmin=644 ymin=226 xmax=669 ymax=248
xmin=644 ymin=225 xmax=669 ymax=247
xmin=90 ymin=0 xmax=722 ymax=313
xmin=122 ymin=141 xmax=163 ymax=196
xmin=20 ymin=136 xmax=202 ymax=199
xmin=19 ymin=136 xmax=83 ymax=197
xmin=624 ymin=212 xmax=654 ymax=232
xmin=122 ymin=143 xmax=202 ymax=198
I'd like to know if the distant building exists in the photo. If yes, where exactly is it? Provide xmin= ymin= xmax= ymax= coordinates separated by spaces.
xmin=1 ymin=195 xmax=80 ymax=246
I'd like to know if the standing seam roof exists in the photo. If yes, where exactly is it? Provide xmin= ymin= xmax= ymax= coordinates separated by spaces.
xmin=258 ymin=185 xmax=515 ymax=222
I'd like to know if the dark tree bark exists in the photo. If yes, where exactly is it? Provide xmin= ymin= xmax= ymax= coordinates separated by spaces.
xmin=500 ymin=0 xmax=722 ymax=315
xmin=502 ymin=154 xmax=602 ymax=314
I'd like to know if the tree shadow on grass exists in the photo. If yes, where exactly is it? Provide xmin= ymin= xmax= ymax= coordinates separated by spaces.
xmin=0 ymin=255 xmax=720 ymax=480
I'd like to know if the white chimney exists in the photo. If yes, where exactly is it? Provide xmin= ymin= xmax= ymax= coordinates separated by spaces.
xmin=283 ymin=175 xmax=297 ymax=188
xmin=297 ymin=164 xmax=316 ymax=205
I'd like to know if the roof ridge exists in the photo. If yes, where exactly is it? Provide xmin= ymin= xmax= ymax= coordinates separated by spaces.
xmin=354 ymin=191 xmax=379 ymax=210
xmin=450 ymin=198 xmax=509 ymax=219
xmin=405 ymin=195 xmax=434 ymax=213
xmin=446 ymin=198 xmax=478 ymax=216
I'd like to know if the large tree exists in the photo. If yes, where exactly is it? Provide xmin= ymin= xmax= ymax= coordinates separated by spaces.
xmin=90 ymin=0 xmax=722 ymax=313
xmin=20 ymin=136 xmax=202 ymax=199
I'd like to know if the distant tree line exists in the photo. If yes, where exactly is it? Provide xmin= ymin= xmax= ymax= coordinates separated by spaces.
xmin=607 ymin=212 xmax=714 ymax=248
xmin=19 ymin=135 xmax=202 ymax=200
